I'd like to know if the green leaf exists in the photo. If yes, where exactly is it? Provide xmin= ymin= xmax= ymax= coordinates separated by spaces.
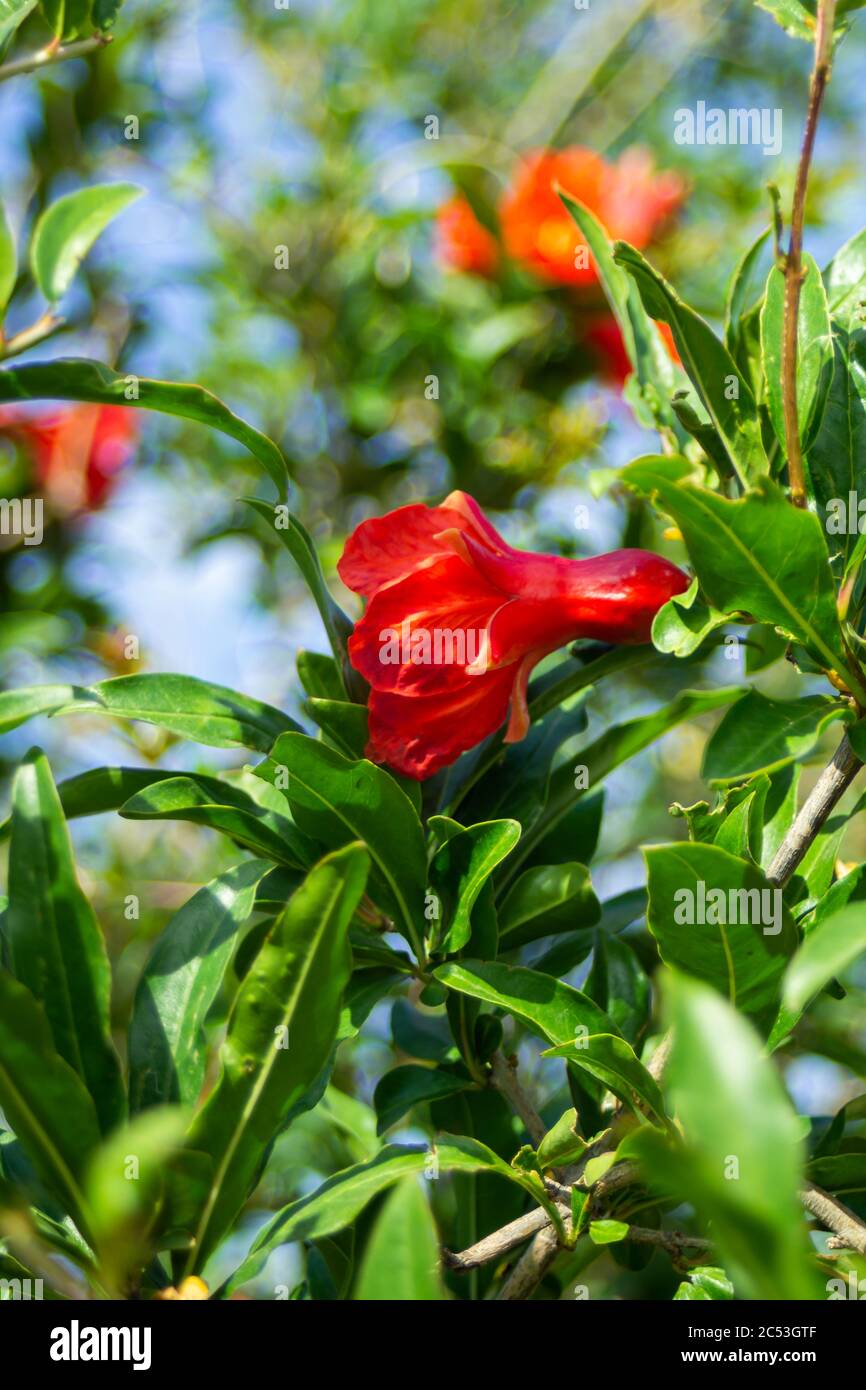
xmin=0 ymin=673 xmax=300 ymax=751
xmin=373 ymin=1065 xmax=471 ymax=1136
xmin=536 ymin=1109 xmax=587 ymax=1169
xmin=5 ymin=765 xmax=177 ymax=833
xmin=92 ymin=0 xmax=123 ymax=30
xmin=180 ymin=843 xmax=370 ymax=1273
xmin=825 ymin=226 xmax=866 ymax=328
xmin=6 ymin=749 xmax=124 ymax=1134
xmin=808 ymin=325 xmax=866 ymax=569
xmin=30 ymin=183 xmax=143 ymax=302
xmin=783 ymin=904 xmax=866 ymax=1016
xmin=725 ymin=227 xmax=771 ymax=358
xmin=429 ymin=818 xmax=521 ymax=953
xmin=220 ymin=1135 xmax=550 ymax=1295
xmin=559 ymin=192 xmax=687 ymax=443
xmin=305 ymin=698 xmax=367 ymax=759
xmin=498 ymin=862 xmax=599 ymax=950
xmin=645 ymin=842 xmax=798 ymax=1021
xmin=624 ymin=457 xmax=862 ymax=694
xmin=120 ymin=774 xmax=314 ymax=869
xmin=755 ymin=0 xmax=827 ymax=40
xmin=0 ymin=201 xmax=15 ymax=313
xmin=675 ymin=1266 xmax=735 ymax=1301
xmin=543 ymin=1034 xmax=671 ymax=1128
xmin=0 ymin=967 xmax=100 ymax=1235
xmin=0 ymin=0 xmax=37 ymax=51
xmin=256 ymin=732 xmax=427 ymax=961
xmin=614 ymin=243 xmax=767 ymax=483
xmin=296 ymin=650 xmax=345 ymax=702
xmin=586 ymin=931 xmax=650 ymax=1046
xmin=128 ymin=859 xmax=273 ymax=1113
xmin=702 ymin=691 xmax=852 ymax=782
xmin=352 ymin=1178 xmax=448 ymax=1300
xmin=510 ymin=686 xmax=744 ymax=877
xmin=637 ymin=973 xmax=815 ymax=1300
xmin=244 ymin=499 xmax=354 ymax=690
xmin=84 ymin=1107 xmax=186 ymax=1293
xmin=0 ymin=683 xmax=93 ymax=735
xmin=0 ymin=358 xmax=289 ymax=497
xmin=434 ymin=959 xmax=619 ymax=1046
xmin=651 ymin=576 xmax=729 ymax=658
xmin=761 ymin=255 xmax=833 ymax=454
xmin=588 ymin=1218 xmax=629 ymax=1245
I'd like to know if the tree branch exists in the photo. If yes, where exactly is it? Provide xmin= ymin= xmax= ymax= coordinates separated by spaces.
xmin=489 ymin=1052 xmax=547 ymax=1147
xmin=801 ymin=1181 xmax=866 ymax=1254
xmin=765 ymin=732 xmax=861 ymax=886
xmin=781 ymin=0 xmax=837 ymax=507
xmin=0 ymin=34 xmax=111 ymax=85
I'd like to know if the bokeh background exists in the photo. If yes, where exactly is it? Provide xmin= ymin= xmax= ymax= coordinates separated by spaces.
xmin=2 ymin=0 xmax=866 ymax=1295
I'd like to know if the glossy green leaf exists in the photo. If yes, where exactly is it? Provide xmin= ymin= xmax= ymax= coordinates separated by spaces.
xmin=373 ymin=1065 xmax=471 ymax=1136
xmin=511 ymin=685 xmax=744 ymax=877
xmin=296 ymin=650 xmax=344 ymax=702
xmin=588 ymin=1218 xmax=629 ymax=1245
xmin=543 ymin=1034 xmax=670 ymax=1128
xmin=221 ymin=1134 xmax=551 ymax=1295
xmin=429 ymin=818 xmax=521 ymax=953
xmin=120 ymin=773 xmax=313 ymax=869
xmin=783 ymin=904 xmax=866 ymax=1016
xmin=498 ymin=862 xmax=599 ymax=950
xmin=536 ymin=1108 xmax=586 ymax=1169
xmin=725 ymin=226 xmax=771 ymax=357
xmin=128 ymin=859 xmax=273 ymax=1113
xmin=0 ymin=0 xmax=38 ymax=52
xmin=0 ymin=673 xmax=299 ymax=751
xmin=624 ymin=457 xmax=861 ymax=693
xmin=586 ymin=931 xmax=650 ymax=1046
xmin=256 ymin=732 xmax=427 ymax=960
xmin=0 ymin=967 xmax=100 ymax=1235
xmin=304 ymin=698 xmax=368 ymax=759
xmin=639 ymin=973 xmax=815 ymax=1300
xmin=353 ymin=1178 xmax=448 ymax=1300
xmin=30 ymin=183 xmax=143 ymax=301
xmin=244 ymin=499 xmax=354 ymax=689
xmin=434 ymin=959 xmax=619 ymax=1046
xmin=645 ymin=842 xmax=798 ymax=1020
xmin=651 ymin=576 xmax=728 ymax=658
xmin=674 ymin=1266 xmax=735 ymax=1301
xmin=614 ymin=243 xmax=767 ymax=482
xmin=808 ymin=325 xmax=866 ymax=568
xmin=559 ymin=192 xmax=687 ymax=443
xmin=761 ymin=255 xmax=833 ymax=454
xmin=702 ymin=690 xmax=852 ymax=782
xmin=6 ymin=749 xmax=124 ymax=1134
xmin=180 ymin=843 xmax=369 ymax=1273
xmin=0 ymin=358 xmax=289 ymax=497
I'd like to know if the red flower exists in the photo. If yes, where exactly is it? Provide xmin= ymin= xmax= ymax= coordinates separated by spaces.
xmin=435 ymin=196 xmax=500 ymax=277
xmin=500 ymin=146 xmax=685 ymax=287
xmin=339 ymin=491 xmax=688 ymax=779
xmin=586 ymin=314 xmax=681 ymax=386
xmin=0 ymin=403 xmax=138 ymax=512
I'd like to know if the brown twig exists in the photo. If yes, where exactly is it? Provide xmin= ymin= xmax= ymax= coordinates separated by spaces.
xmin=765 ymin=732 xmax=861 ymax=886
xmin=781 ymin=0 xmax=837 ymax=507
xmin=0 ymin=311 xmax=63 ymax=361
xmin=800 ymin=1182 xmax=866 ymax=1254
xmin=489 ymin=1052 xmax=547 ymax=1147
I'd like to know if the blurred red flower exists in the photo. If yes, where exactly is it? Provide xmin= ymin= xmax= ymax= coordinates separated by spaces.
xmin=586 ymin=314 xmax=681 ymax=385
xmin=434 ymin=195 xmax=500 ymax=277
xmin=436 ymin=146 xmax=685 ymax=289
xmin=339 ymin=490 xmax=688 ymax=779
xmin=0 ymin=403 xmax=138 ymax=512
xmin=500 ymin=146 xmax=685 ymax=286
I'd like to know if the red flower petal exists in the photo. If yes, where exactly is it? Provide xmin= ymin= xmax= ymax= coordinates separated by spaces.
xmin=366 ymin=665 xmax=516 ymax=779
